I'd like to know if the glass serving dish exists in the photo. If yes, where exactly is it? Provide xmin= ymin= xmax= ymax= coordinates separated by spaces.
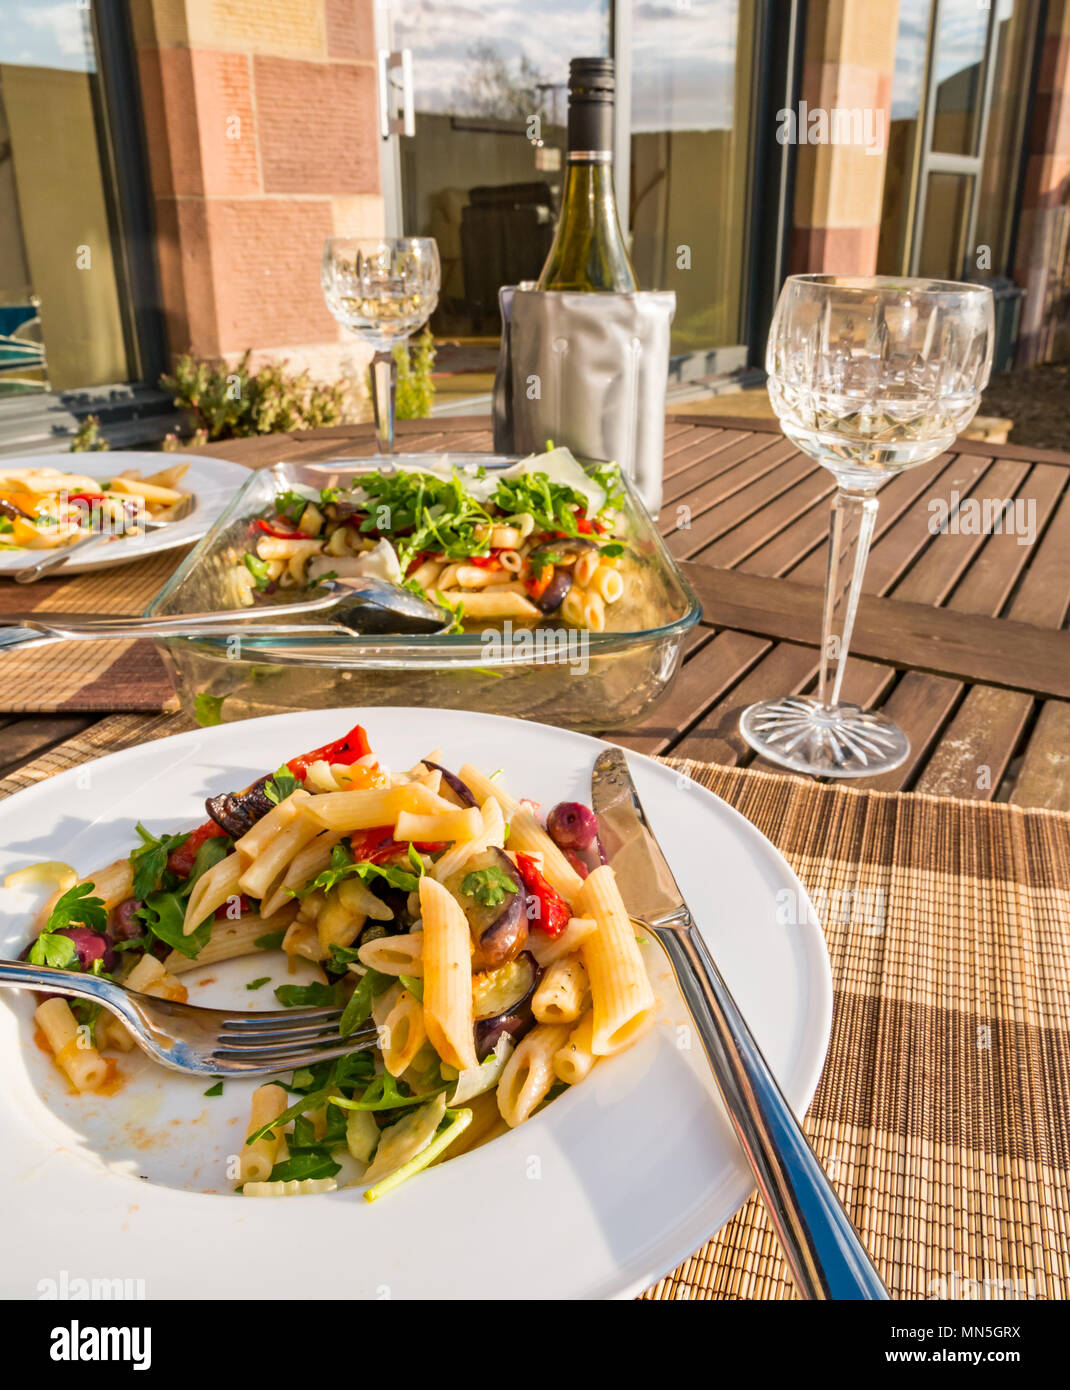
xmin=144 ymin=454 xmax=701 ymax=730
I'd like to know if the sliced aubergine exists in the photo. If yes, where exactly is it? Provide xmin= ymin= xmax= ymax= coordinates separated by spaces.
xmin=533 ymin=568 xmax=572 ymax=614
xmin=205 ymin=776 xmax=274 ymax=838
xmin=443 ymin=846 xmax=526 ymax=969
xmin=420 ymin=760 xmax=477 ymax=807
xmin=472 ymin=952 xmax=542 ymax=1059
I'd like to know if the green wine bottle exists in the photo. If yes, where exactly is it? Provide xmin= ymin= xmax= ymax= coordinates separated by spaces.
xmin=537 ymin=57 xmax=637 ymax=293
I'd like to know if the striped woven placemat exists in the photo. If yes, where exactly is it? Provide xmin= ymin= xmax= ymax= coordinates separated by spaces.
xmin=3 ymin=716 xmax=1068 ymax=1300
xmin=0 ymin=552 xmax=185 ymax=713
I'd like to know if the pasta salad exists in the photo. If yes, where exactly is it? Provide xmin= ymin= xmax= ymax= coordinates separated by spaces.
xmin=18 ymin=724 xmax=655 ymax=1202
xmin=236 ymin=448 xmax=632 ymax=632
xmin=0 ymin=462 xmax=190 ymax=551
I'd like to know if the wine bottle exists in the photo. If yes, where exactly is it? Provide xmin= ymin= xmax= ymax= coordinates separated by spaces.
xmin=537 ymin=57 xmax=637 ymax=292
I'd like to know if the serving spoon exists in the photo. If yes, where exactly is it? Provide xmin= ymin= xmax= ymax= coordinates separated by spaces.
xmin=0 ymin=575 xmax=451 ymax=651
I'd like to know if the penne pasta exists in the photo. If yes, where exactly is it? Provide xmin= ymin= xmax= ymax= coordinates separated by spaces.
xmin=299 ymin=782 xmax=449 ymax=832
xmin=394 ymin=806 xmax=483 ymax=844
xmin=419 ymin=877 xmax=478 ymax=1072
xmin=527 ymin=914 xmax=598 ymax=966
xmin=575 ymin=866 xmax=656 ymax=1055
xmin=590 ymin=564 xmax=624 ymax=604
xmin=377 ymin=987 xmax=427 ymax=1077
xmin=497 ymin=1023 xmax=571 ymax=1126
xmin=35 ymin=997 xmax=108 ymax=1093
xmin=553 ymin=1011 xmax=596 ymax=1085
xmin=532 ymin=954 xmax=589 ymax=1024
xmin=507 ymin=807 xmax=585 ymax=899
xmin=432 ymin=588 xmax=540 ymax=619
xmin=357 ymin=932 xmax=423 ymax=976
xmin=183 ymin=851 xmax=243 ymax=935
xmin=241 ymin=1084 xmax=289 ymax=1183
xmin=457 ymin=764 xmax=521 ymax=818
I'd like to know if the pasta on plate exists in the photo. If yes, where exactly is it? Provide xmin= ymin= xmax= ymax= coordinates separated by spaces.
xmin=16 ymin=723 xmax=655 ymax=1203
xmin=0 ymin=463 xmax=191 ymax=551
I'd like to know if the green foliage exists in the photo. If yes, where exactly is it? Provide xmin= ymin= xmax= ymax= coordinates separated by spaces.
xmin=69 ymin=416 xmax=110 ymax=452
xmin=160 ymin=350 xmax=346 ymax=444
xmin=366 ymin=329 xmax=436 ymax=421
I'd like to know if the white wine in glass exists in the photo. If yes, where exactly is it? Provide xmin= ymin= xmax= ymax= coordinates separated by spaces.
xmin=739 ymin=275 xmax=994 ymax=778
xmin=322 ymin=237 xmax=440 ymax=453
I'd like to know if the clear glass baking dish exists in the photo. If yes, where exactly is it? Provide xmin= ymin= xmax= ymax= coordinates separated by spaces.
xmin=144 ymin=454 xmax=702 ymax=730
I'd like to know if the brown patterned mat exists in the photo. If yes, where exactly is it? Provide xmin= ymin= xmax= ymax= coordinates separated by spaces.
xmin=0 ymin=552 xmax=184 ymax=713
xmin=4 ymin=715 xmax=1068 ymax=1300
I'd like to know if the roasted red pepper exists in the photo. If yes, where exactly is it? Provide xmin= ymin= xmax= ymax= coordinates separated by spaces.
xmin=287 ymin=723 xmax=372 ymax=780
xmin=514 ymin=851 xmax=571 ymax=937
xmin=256 ymin=518 xmax=311 ymax=540
xmin=465 ymin=552 xmax=501 ymax=569
xmin=167 ymin=820 xmax=229 ymax=878
xmin=348 ymin=826 xmax=447 ymax=862
xmin=66 ymin=492 xmax=108 ymax=505
xmin=524 ymin=560 xmax=555 ymax=602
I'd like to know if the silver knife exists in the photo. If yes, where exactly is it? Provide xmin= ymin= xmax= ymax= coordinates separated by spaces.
xmin=591 ymin=745 xmax=888 ymax=1300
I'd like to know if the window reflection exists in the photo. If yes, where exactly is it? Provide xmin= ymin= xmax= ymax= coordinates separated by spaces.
xmin=392 ymin=0 xmax=609 ymax=336
xmin=0 ymin=1 xmax=131 ymax=393
xmin=629 ymin=0 xmax=754 ymax=354
xmin=931 ymin=0 xmax=990 ymax=156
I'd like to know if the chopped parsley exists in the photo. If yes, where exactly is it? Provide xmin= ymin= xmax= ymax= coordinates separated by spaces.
xmin=461 ymin=865 xmax=517 ymax=907
xmin=263 ymin=765 xmax=298 ymax=805
xmin=130 ymin=823 xmax=191 ymax=900
xmin=293 ymin=842 xmax=420 ymax=900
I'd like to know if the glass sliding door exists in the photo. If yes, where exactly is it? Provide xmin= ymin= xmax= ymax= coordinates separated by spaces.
xmin=627 ymin=0 xmax=757 ymax=363
xmin=384 ymin=0 xmax=610 ymax=344
xmin=378 ymin=0 xmax=763 ymax=369
xmin=877 ymin=0 xmax=1041 ymax=281
xmin=0 ymin=0 xmax=133 ymax=393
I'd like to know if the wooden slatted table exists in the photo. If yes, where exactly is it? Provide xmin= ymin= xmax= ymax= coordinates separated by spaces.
xmin=1 ymin=414 xmax=1067 ymax=810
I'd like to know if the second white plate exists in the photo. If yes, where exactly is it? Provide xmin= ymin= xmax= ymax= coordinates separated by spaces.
xmin=0 ymin=452 xmax=249 ymax=576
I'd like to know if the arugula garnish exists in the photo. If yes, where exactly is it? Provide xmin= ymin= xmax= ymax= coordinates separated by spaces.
xmin=267 ymin=1150 xmax=342 ymax=1183
xmin=254 ymin=930 xmax=286 ymax=950
xmin=204 ymin=1081 xmax=223 ymax=1097
xmin=135 ymin=833 xmax=231 ymax=960
xmin=329 ymin=1071 xmax=445 ymax=1112
xmin=327 ymin=943 xmax=362 ymax=969
xmin=339 ymin=967 xmax=393 ymax=1036
xmin=461 ymin=865 xmax=517 ymax=907
xmin=293 ymin=842 xmax=419 ymax=900
xmin=274 ymin=981 xmax=337 ymax=1008
xmin=599 ymin=541 xmax=626 ymax=558
xmin=274 ymin=489 xmax=309 ymax=524
xmin=351 ymin=469 xmax=493 ymax=572
xmin=246 ymin=976 xmax=270 ymax=991
xmin=263 ymin=765 xmax=298 ymax=805
xmin=130 ymin=823 xmax=190 ymax=900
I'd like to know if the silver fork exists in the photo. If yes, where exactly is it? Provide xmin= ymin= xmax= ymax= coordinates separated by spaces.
xmin=0 ymin=959 xmax=377 ymax=1076
xmin=11 ymin=493 xmax=198 ymax=584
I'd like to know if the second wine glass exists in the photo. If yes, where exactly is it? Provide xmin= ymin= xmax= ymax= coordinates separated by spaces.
xmin=322 ymin=237 xmax=440 ymax=454
xmin=740 ymin=274 xmax=994 ymax=778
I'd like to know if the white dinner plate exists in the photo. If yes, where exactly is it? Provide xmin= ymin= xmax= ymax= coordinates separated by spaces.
xmin=0 ymin=452 xmax=249 ymax=576
xmin=0 ymin=708 xmax=831 ymax=1300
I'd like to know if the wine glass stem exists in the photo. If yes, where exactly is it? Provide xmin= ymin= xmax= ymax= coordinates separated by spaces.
xmin=818 ymin=488 xmax=880 ymax=709
xmin=370 ymin=350 xmax=396 ymax=454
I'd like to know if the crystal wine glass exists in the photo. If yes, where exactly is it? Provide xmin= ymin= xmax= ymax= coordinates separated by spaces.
xmin=322 ymin=237 xmax=440 ymax=453
xmin=739 ymin=275 xmax=994 ymax=777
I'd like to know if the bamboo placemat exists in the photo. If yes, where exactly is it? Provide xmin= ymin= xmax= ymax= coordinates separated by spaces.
xmin=4 ymin=717 xmax=1068 ymax=1300
xmin=0 ymin=551 xmax=184 ymax=714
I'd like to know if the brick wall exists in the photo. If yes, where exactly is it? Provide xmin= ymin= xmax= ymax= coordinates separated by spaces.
xmin=1015 ymin=0 xmax=1070 ymax=365
xmin=789 ymin=0 xmax=899 ymax=274
xmin=130 ymin=0 xmax=383 ymax=391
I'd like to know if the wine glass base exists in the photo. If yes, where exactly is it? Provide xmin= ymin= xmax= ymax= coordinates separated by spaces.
xmin=739 ymin=697 xmax=910 ymax=778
